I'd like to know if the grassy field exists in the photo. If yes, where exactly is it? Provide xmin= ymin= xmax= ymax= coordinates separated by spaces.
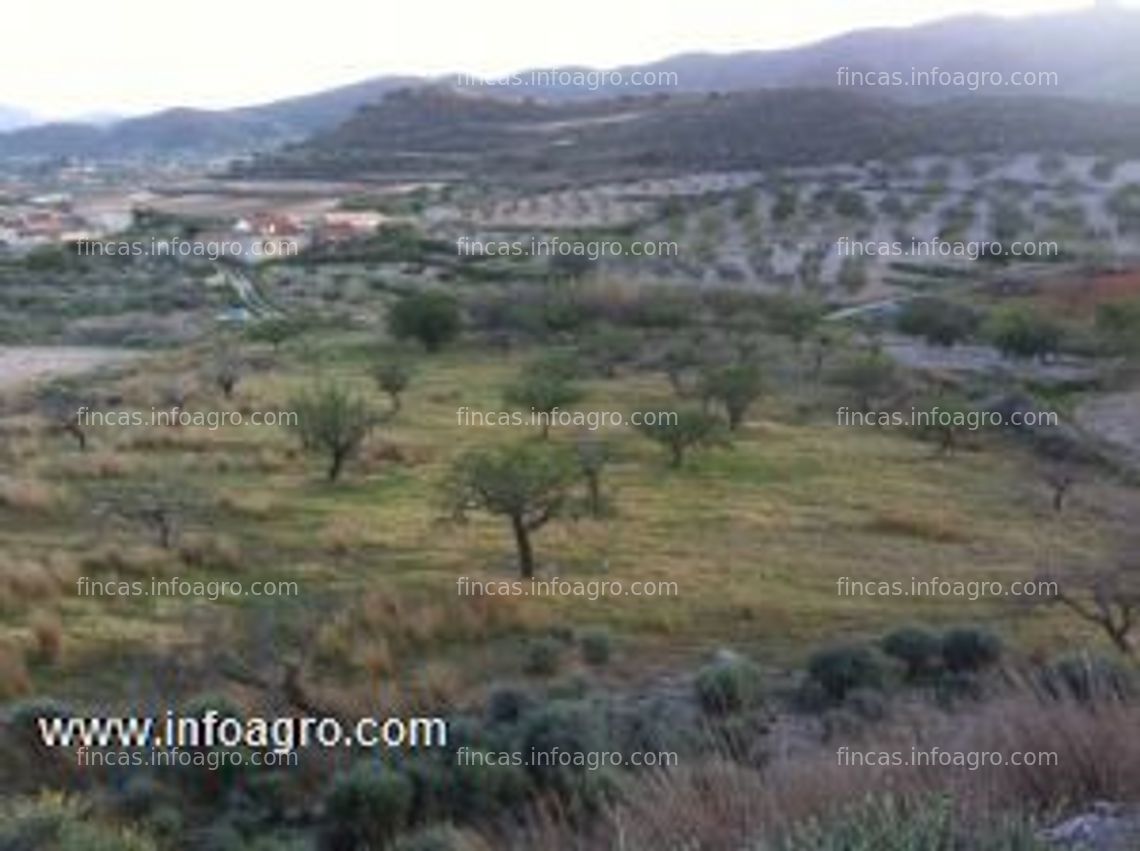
xmin=2 ymin=322 xmax=1130 ymax=714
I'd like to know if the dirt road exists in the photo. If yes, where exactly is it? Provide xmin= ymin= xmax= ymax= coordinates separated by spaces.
xmin=0 ymin=347 xmax=136 ymax=391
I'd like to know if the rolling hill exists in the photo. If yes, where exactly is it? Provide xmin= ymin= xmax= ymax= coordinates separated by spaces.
xmin=237 ymin=86 xmax=1140 ymax=184
xmin=1 ymin=6 xmax=1139 ymax=162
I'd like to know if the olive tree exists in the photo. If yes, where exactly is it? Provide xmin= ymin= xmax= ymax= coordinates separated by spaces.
xmin=635 ymin=406 xmax=726 ymax=468
xmin=387 ymin=291 xmax=461 ymax=353
xmin=374 ymin=357 xmax=414 ymax=415
xmin=445 ymin=442 xmax=576 ymax=577
xmin=699 ymin=362 xmax=763 ymax=431
xmin=288 ymin=383 xmax=377 ymax=482
xmin=503 ymin=364 xmax=582 ymax=439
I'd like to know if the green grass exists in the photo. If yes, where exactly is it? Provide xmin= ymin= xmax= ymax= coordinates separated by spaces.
xmin=0 ymin=333 xmax=1131 ymax=704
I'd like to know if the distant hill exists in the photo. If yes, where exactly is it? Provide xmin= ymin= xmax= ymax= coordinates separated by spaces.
xmin=0 ymin=77 xmax=420 ymax=161
xmin=0 ymin=106 xmax=38 ymax=132
xmin=238 ymin=86 xmax=1140 ymax=184
xmin=1 ymin=6 xmax=1138 ymax=161
xmin=516 ymin=8 xmax=1140 ymax=104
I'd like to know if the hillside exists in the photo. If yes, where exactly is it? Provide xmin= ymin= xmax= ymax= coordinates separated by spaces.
xmin=239 ymin=87 xmax=1140 ymax=183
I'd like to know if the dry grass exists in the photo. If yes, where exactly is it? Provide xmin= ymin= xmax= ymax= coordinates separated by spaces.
xmin=0 ymin=476 xmax=62 ymax=513
xmin=498 ymin=687 xmax=1140 ymax=850
xmin=866 ymin=507 xmax=969 ymax=544
xmin=0 ymin=552 xmax=77 ymax=611
xmin=0 ymin=641 xmax=31 ymax=700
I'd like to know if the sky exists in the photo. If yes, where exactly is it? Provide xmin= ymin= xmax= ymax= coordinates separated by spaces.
xmin=0 ymin=0 xmax=1110 ymax=118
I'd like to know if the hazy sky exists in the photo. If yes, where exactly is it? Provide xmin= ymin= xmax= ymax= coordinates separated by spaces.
xmin=0 ymin=0 xmax=1107 ymax=117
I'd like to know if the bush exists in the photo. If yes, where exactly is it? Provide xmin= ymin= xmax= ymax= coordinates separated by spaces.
xmin=1038 ymin=653 xmax=1137 ymax=703
xmin=895 ymin=298 xmax=978 ymax=346
xmin=940 ymin=627 xmax=1002 ymax=673
xmin=1 ymin=795 xmax=160 ymax=851
xmin=323 ymin=762 xmax=413 ymax=850
xmin=986 ymin=309 xmax=1064 ymax=361
xmin=525 ymin=637 xmax=563 ymax=676
xmin=881 ymin=627 xmax=941 ymax=680
xmin=694 ymin=657 xmax=764 ymax=715
xmin=580 ymin=628 xmax=613 ymax=666
xmin=807 ymin=645 xmax=883 ymax=702
xmin=388 ymin=292 xmax=462 ymax=352
xmin=486 ymin=685 xmax=534 ymax=724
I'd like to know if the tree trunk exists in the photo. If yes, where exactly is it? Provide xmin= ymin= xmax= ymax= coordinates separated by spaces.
xmin=328 ymin=449 xmax=346 ymax=482
xmin=511 ymin=514 xmax=535 ymax=578
xmin=670 ymin=443 xmax=684 ymax=468
xmin=586 ymin=472 xmax=602 ymax=517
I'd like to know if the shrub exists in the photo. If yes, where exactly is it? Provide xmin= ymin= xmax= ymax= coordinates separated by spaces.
xmin=940 ymin=627 xmax=1003 ymax=673
xmin=0 ymin=794 xmax=160 ymax=851
xmin=986 ymin=309 xmax=1064 ymax=361
xmin=880 ymin=627 xmax=941 ymax=681
xmin=807 ymin=645 xmax=883 ymax=702
xmin=525 ymin=637 xmax=563 ymax=677
xmin=1037 ymin=653 xmax=1136 ymax=703
xmin=519 ymin=701 xmax=613 ymax=804
xmin=896 ymin=297 xmax=978 ymax=347
xmin=388 ymin=292 xmax=462 ymax=352
xmin=580 ymin=628 xmax=613 ymax=666
xmin=695 ymin=658 xmax=764 ymax=715
xmin=486 ymin=686 xmax=534 ymax=724
xmin=323 ymin=762 xmax=414 ymax=850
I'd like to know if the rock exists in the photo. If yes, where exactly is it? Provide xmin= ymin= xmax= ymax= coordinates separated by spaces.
xmin=1041 ymin=803 xmax=1140 ymax=850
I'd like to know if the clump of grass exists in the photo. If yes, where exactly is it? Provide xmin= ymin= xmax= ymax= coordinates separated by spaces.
xmin=867 ymin=508 xmax=965 ymax=544
xmin=0 ymin=642 xmax=31 ymax=700
xmin=28 ymin=612 xmax=63 ymax=666
xmin=0 ymin=477 xmax=62 ymax=514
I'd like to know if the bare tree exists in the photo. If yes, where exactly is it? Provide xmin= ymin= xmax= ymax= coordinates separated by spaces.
xmin=38 ymin=385 xmax=91 ymax=452
xmin=1040 ymin=537 xmax=1140 ymax=657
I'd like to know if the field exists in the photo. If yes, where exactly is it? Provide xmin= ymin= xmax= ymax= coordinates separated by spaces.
xmin=3 ymin=147 xmax=1140 ymax=850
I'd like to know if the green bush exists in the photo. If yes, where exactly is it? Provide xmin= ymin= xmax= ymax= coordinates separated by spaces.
xmin=694 ymin=658 xmax=764 ymax=714
xmin=941 ymin=628 xmax=1002 ymax=673
xmin=485 ymin=686 xmax=534 ymax=724
xmin=895 ymin=298 xmax=978 ymax=346
xmin=323 ymin=762 xmax=413 ymax=849
xmin=388 ymin=291 xmax=462 ymax=352
xmin=807 ymin=645 xmax=883 ymax=702
xmin=881 ymin=626 xmax=942 ymax=680
xmin=1038 ymin=653 xmax=1137 ymax=703
xmin=580 ymin=628 xmax=613 ymax=666
xmin=525 ymin=637 xmax=564 ymax=677
xmin=1 ymin=795 xmax=159 ymax=851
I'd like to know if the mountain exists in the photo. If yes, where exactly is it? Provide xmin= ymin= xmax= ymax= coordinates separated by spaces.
xmin=539 ymin=7 xmax=1140 ymax=103
xmin=240 ymin=86 xmax=1140 ymax=185
xmin=0 ymin=77 xmax=420 ymax=161
xmin=0 ymin=106 xmax=38 ymax=132
xmin=1 ymin=6 xmax=1138 ymax=161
